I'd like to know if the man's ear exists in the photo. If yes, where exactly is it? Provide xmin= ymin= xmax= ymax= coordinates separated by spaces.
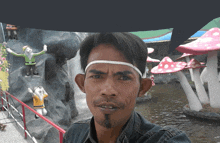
xmin=75 ymin=74 xmax=86 ymax=93
xmin=138 ymin=78 xmax=152 ymax=97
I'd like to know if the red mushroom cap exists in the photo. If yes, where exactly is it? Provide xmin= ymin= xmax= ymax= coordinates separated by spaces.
xmin=151 ymin=57 xmax=187 ymax=74
xmin=147 ymin=48 xmax=154 ymax=54
xmin=176 ymin=28 xmax=220 ymax=55
xmin=147 ymin=56 xmax=160 ymax=63
xmin=176 ymin=53 xmax=194 ymax=61
xmin=185 ymin=59 xmax=206 ymax=69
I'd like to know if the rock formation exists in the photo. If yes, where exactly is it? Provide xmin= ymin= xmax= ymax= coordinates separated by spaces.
xmin=3 ymin=24 xmax=89 ymax=142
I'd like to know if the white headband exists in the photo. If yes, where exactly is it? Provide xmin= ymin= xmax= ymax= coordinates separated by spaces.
xmin=85 ymin=60 xmax=143 ymax=77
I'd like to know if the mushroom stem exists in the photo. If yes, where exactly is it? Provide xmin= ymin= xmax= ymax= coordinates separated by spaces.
xmin=206 ymin=51 xmax=220 ymax=108
xmin=185 ymin=56 xmax=194 ymax=81
xmin=200 ymin=67 xmax=208 ymax=85
xmin=175 ymin=71 xmax=203 ymax=111
xmin=219 ymin=72 xmax=220 ymax=81
xmin=143 ymin=66 xmax=149 ymax=78
xmin=193 ymin=68 xmax=209 ymax=104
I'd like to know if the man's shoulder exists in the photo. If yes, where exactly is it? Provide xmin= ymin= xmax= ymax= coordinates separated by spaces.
xmin=63 ymin=118 xmax=91 ymax=143
xmin=133 ymin=112 xmax=191 ymax=142
xmin=74 ymin=118 xmax=91 ymax=124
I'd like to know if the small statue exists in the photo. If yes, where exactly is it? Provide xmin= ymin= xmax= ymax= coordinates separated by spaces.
xmin=6 ymin=45 xmax=47 ymax=76
xmin=0 ymin=123 xmax=6 ymax=131
xmin=150 ymin=75 xmax=155 ymax=86
xmin=6 ymin=24 xmax=18 ymax=40
xmin=28 ymin=86 xmax=48 ymax=119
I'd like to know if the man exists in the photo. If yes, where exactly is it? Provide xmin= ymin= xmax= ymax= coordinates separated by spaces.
xmin=6 ymin=45 xmax=47 ymax=76
xmin=63 ymin=33 xmax=191 ymax=143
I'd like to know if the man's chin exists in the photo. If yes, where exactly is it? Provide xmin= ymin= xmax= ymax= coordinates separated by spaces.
xmin=94 ymin=115 xmax=113 ymax=129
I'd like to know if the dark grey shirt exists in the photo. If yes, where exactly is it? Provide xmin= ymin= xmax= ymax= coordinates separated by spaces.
xmin=63 ymin=111 xmax=191 ymax=143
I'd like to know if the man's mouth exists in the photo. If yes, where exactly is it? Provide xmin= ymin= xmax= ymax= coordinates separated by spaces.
xmin=99 ymin=105 xmax=117 ymax=109
xmin=97 ymin=103 xmax=119 ymax=113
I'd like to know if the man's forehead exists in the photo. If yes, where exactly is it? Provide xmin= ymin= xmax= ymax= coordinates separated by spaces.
xmin=85 ymin=60 xmax=142 ymax=76
xmin=88 ymin=65 xmax=134 ymax=73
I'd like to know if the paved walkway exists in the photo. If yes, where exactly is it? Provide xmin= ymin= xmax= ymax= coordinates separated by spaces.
xmin=0 ymin=106 xmax=33 ymax=143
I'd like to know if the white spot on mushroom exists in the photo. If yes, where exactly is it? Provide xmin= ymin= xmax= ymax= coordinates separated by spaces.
xmin=158 ymin=69 xmax=163 ymax=71
xmin=160 ymin=64 xmax=163 ymax=67
xmin=206 ymin=47 xmax=211 ymax=49
xmin=171 ymin=64 xmax=174 ymax=67
xmin=216 ymin=44 xmax=220 ymax=47
xmin=213 ymin=32 xmax=219 ymax=36
xmin=164 ymin=64 xmax=169 ymax=69
xmin=210 ymin=28 xmax=215 ymax=31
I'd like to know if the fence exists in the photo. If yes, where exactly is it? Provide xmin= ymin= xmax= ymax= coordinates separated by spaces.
xmin=0 ymin=90 xmax=66 ymax=143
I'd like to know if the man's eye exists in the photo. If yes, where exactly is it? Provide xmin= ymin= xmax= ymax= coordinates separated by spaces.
xmin=91 ymin=75 xmax=101 ymax=79
xmin=119 ymin=76 xmax=131 ymax=80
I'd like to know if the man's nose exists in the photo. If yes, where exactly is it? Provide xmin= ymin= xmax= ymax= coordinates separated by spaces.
xmin=100 ymin=78 xmax=117 ymax=97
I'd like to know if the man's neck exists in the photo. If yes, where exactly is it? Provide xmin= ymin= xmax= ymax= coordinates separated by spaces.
xmin=94 ymin=121 xmax=124 ymax=143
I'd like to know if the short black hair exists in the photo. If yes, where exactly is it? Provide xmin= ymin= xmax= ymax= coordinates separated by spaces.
xmin=79 ymin=32 xmax=148 ymax=75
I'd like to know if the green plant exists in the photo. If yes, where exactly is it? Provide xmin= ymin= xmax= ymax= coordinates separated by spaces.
xmin=0 ymin=43 xmax=9 ymax=91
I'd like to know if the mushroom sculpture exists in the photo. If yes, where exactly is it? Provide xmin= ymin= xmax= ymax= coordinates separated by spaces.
xmin=185 ymin=59 xmax=209 ymax=104
xmin=143 ymin=47 xmax=159 ymax=78
xmin=143 ymin=56 xmax=160 ymax=78
xmin=151 ymin=57 xmax=203 ymax=111
xmin=176 ymin=53 xmax=195 ymax=81
xmin=147 ymin=56 xmax=160 ymax=63
xmin=176 ymin=27 xmax=220 ymax=108
xmin=147 ymin=47 xmax=154 ymax=54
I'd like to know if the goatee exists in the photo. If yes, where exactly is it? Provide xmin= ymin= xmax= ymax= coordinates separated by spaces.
xmin=104 ymin=114 xmax=112 ymax=129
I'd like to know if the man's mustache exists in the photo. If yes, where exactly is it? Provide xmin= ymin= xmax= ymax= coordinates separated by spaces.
xmin=93 ymin=97 xmax=125 ymax=109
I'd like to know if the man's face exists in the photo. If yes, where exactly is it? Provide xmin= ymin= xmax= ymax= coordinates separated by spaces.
xmin=83 ymin=44 xmax=143 ymax=128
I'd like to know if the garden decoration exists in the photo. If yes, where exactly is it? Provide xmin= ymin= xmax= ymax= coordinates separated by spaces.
xmin=143 ymin=47 xmax=159 ymax=78
xmin=0 ymin=43 xmax=9 ymax=91
xmin=6 ymin=45 xmax=47 ymax=76
xmin=151 ymin=56 xmax=203 ymax=111
xmin=176 ymin=27 xmax=220 ymax=108
xmin=147 ymin=56 xmax=160 ymax=63
xmin=147 ymin=47 xmax=154 ymax=54
xmin=146 ymin=57 xmax=159 ymax=87
xmin=176 ymin=53 xmax=195 ymax=81
xmin=185 ymin=59 xmax=209 ymax=104
xmin=28 ymin=86 xmax=48 ymax=119
xmin=150 ymin=75 xmax=155 ymax=86
xmin=143 ymin=56 xmax=160 ymax=78
xmin=6 ymin=24 xmax=18 ymax=40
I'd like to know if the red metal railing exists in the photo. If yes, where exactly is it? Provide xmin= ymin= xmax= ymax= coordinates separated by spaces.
xmin=1 ymin=90 xmax=66 ymax=143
